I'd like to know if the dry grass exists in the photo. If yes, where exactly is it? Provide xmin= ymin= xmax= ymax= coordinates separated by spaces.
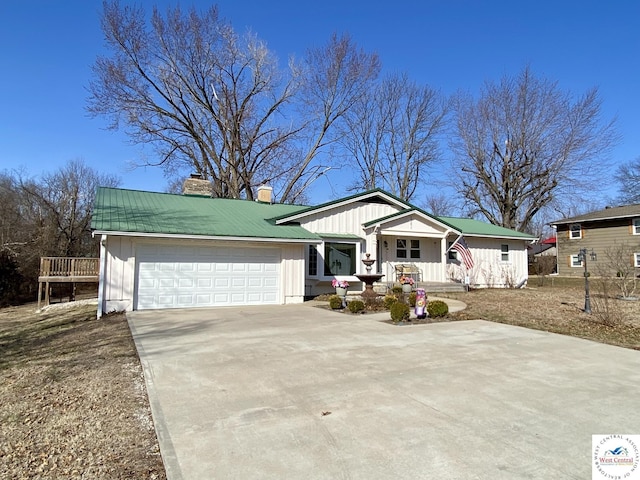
xmin=443 ymin=279 xmax=640 ymax=350
xmin=0 ymin=301 xmax=166 ymax=479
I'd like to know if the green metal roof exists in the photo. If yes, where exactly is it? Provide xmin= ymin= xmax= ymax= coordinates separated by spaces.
xmin=436 ymin=216 xmax=536 ymax=239
xmin=91 ymin=187 xmax=320 ymax=240
xmin=317 ymin=233 xmax=364 ymax=240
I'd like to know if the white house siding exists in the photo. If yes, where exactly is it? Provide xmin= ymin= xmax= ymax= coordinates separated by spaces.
xmin=298 ymin=201 xmax=401 ymax=239
xmin=300 ymin=203 xmax=453 ymax=294
xmin=102 ymin=236 xmax=136 ymax=313
xmin=379 ymin=235 xmax=447 ymax=283
xmin=447 ymin=237 xmax=530 ymax=288
xmin=281 ymin=244 xmax=305 ymax=304
xmin=100 ymin=236 xmax=302 ymax=313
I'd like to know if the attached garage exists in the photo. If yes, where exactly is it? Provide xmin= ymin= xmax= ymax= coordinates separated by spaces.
xmin=135 ymin=244 xmax=281 ymax=310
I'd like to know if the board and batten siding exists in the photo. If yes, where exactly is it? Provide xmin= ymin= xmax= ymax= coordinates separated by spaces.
xmin=281 ymin=244 xmax=305 ymax=304
xmin=298 ymin=201 xmax=401 ymax=238
xmin=556 ymin=219 xmax=640 ymax=276
xmin=102 ymin=236 xmax=136 ymax=313
xmin=380 ymin=235 xmax=446 ymax=283
xmin=447 ymin=237 xmax=530 ymax=288
xmin=100 ymin=236 xmax=302 ymax=313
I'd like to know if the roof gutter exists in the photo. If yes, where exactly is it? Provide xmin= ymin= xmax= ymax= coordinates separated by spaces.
xmin=91 ymin=230 xmax=321 ymax=244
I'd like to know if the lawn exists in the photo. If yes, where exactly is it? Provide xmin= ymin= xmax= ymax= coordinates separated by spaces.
xmin=444 ymin=278 xmax=640 ymax=350
xmin=0 ymin=301 xmax=166 ymax=479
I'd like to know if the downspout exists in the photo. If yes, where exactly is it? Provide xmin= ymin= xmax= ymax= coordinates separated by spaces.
xmin=97 ymin=234 xmax=107 ymax=319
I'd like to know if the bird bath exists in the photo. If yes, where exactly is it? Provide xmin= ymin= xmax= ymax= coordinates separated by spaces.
xmin=355 ymin=254 xmax=384 ymax=299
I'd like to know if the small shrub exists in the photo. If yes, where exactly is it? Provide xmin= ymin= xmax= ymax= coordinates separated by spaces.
xmin=408 ymin=291 xmax=417 ymax=307
xmin=348 ymin=300 xmax=365 ymax=313
xmin=391 ymin=286 xmax=403 ymax=295
xmin=383 ymin=294 xmax=398 ymax=309
xmin=390 ymin=302 xmax=410 ymax=323
xmin=427 ymin=300 xmax=448 ymax=317
xmin=329 ymin=295 xmax=343 ymax=309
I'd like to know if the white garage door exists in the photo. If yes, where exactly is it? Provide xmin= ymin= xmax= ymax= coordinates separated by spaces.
xmin=135 ymin=244 xmax=281 ymax=310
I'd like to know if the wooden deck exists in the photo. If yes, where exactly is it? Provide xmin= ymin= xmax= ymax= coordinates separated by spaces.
xmin=37 ymin=257 xmax=99 ymax=309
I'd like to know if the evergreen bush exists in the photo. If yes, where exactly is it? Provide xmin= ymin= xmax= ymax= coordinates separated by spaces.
xmin=329 ymin=295 xmax=343 ymax=309
xmin=427 ymin=300 xmax=449 ymax=317
xmin=408 ymin=291 xmax=417 ymax=307
xmin=348 ymin=300 xmax=365 ymax=313
xmin=390 ymin=302 xmax=410 ymax=322
xmin=383 ymin=294 xmax=398 ymax=309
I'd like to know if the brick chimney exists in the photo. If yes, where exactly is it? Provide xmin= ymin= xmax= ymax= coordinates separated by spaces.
xmin=182 ymin=173 xmax=213 ymax=197
xmin=257 ymin=184 xmax=273 ymax=203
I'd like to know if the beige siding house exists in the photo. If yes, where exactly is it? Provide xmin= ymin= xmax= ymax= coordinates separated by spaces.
xmin=551 ymin=204 xmax=640 ymax=276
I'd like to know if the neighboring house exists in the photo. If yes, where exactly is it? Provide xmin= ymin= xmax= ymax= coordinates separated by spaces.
xmin=551 ymin=204 xmax=640 ymax=276
xmin=527 ymin=237 xmax=557 ymax=275
xmin=91 ymin=183 xmax=535 ymax=317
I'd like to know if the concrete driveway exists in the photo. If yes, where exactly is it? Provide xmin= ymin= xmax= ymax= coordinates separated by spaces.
xmin=127 ymin=304 xmax=640 ymax=480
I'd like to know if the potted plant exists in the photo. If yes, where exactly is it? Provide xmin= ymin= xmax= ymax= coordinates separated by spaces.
xmin=399 ymin=276 xmax=415 ymax=293
xmin=332 ymin=278 xmax=350 ymax=297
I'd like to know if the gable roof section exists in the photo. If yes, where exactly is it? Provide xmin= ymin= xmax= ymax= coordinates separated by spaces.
xmin=363 ymin=208 xmax=458 ymax=232
xmin=436 ymin=216 xmax=536 ymax=240
xmin=273 ymin=188 xmax=408 ymax=225
xmin=551 ymin=204 xmax=640 ymax=225
xmin=91 ymin=187 xmax=320 ymax=241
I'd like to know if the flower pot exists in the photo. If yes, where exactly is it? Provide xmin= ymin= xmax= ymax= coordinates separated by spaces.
xmin=335 ymin=287 xmax=347 ymax=297
xmin=402 ymin=283 xmax=412 ymax=293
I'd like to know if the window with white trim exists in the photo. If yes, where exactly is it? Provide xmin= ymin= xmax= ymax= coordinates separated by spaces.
xmin=448 ymin=241 xmax=457 ymax=260
xmin=635 ymin=253 xmax=640 ymax=268
xmin=633 ymin=218 xmax=640 ymax=235
xmin=308 ymin=245 xmax=318 ymax=276
xmin=501 ymin=244 xmax=509 ymax=262
xmin=397 ymin=238 xmax=420 ymax=259
xmin=324 ymin=242 xmax=357 ymax=276
xmin=569 ymin=224 xmax=582 ymax=239
xmin=570 ymin=254 xmax=583 ymax=268
xmin=396 ymin=239 xmax=407 ymax=258
xmin=410 ymin=239 xmax=420 ymax=259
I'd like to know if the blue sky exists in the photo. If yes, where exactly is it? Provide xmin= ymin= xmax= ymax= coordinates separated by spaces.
xmin=1 ymin=0 xmax=638 ymax=205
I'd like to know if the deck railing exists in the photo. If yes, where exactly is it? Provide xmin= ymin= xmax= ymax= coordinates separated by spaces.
xmin=39 ymin=257 xmax=100 ymax=279
xmin=37 ymin=257 xmax=100 ymax=309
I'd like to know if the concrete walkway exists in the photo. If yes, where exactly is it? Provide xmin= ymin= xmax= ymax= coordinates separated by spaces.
xmin=128 ymin=302 xmax=640 ymax=480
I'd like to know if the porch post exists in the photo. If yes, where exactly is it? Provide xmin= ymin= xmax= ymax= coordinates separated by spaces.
xmin=440 ymin=236 xmax=448 ymax=282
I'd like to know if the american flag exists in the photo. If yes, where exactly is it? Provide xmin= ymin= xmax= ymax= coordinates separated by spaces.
xmin=451 ymin=237 xmax=474 ymax=269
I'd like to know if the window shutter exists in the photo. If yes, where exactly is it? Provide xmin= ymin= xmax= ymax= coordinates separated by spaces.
xmin=567 ymin=255 xmax=571 ymax=267
xmin=566 ymin=229 xmax=570 ymax=239
xmin=581 ymin=227 xmax=585 ymax=238
xmin=630 ymin=220 xmax=634 ymax=235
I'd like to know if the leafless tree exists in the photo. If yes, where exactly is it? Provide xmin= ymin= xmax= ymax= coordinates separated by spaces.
xmin=0 ymin=161 xmax=119 ymax=305
xmin=450 ymin=66 xmax=618 ymax=232
xmin=421 ymin=193 xmax=459 ymax=217
xmin=615 ymin=157 xmax=640 ymax=204
xmin=340 ymin=73 xmax=448 ymax=200
xmin=19 ymin=159 xmax=120 ymax=258
xmin=88 ymin=2 xmax=379 ymax=202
